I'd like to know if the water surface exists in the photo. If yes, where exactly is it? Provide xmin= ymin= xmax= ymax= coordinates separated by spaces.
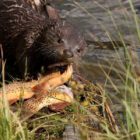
xmin=54 ymin=0 xmax=140 ymax=82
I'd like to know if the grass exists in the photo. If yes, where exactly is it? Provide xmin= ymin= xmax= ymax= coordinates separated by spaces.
xmin=1 ymin=0 xmax=140 ymax=140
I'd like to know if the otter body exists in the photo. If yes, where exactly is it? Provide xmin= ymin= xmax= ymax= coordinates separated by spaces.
xmin=0 ymin=0 xmax=87 ymax=79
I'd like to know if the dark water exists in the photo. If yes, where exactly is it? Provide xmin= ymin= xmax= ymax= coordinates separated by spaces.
xmin=54 ymin=0 xmax=140 ymax=82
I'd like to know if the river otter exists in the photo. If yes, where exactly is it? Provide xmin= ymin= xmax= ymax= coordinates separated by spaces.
xmin=0 ymin=0 xmax=87 ymax=80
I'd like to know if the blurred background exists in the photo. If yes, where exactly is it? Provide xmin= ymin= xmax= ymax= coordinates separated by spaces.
xmin=53 ymin=0 xmax=140 ymax=83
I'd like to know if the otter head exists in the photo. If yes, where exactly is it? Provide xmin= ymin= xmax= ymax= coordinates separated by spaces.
xmin=37 ymin=5 xmax=87 ymax=69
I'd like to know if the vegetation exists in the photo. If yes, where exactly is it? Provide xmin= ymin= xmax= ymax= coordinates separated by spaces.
xmin=1 ymin=0 xmax=140 ymax=140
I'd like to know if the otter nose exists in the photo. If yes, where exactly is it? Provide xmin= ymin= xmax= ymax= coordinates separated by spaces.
xmin=63 ymin=49 xmax=73 ymax=58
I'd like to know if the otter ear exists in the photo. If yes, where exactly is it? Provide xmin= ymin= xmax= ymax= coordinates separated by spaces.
xmin=46 ymin=5 xmax=60 ymax=21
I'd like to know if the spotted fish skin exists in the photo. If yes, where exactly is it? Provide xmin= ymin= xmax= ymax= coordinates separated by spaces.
xmin=20 ymin=85 xmax=73 ymax=120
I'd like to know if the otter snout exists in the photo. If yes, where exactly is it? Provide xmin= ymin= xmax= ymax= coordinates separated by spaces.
xmin=63 ymin=49 xmax=74 ymax=58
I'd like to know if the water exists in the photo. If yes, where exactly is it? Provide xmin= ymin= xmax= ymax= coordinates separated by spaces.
xmin=54 ymin=0 xmax=140 ymax=82
xmin=49 ymin=2 xmax=140 ymax=139
xmin=54 ymin=0 xmax=140 ymax=42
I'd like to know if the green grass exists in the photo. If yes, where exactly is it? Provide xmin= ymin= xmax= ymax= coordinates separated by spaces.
xmin=1 ymin=0 xmax=140 ymax=140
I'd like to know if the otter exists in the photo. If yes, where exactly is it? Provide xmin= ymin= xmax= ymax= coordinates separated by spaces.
xmin=0 ymin=0 xmax=87 ymax=80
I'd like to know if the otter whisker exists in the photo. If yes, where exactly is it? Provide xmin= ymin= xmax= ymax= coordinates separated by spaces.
xmin=0 ymin=0 xmax=87 ymax=79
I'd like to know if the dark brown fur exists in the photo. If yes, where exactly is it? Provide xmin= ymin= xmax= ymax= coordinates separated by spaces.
xmin=0 ymin=0 xmax=87 ymax=80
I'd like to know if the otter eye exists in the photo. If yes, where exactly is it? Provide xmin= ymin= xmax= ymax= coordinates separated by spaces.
xmin=77 ymin=48 xmax=81 ymax=53
xmin=57 ymin=39 xmax=63 ymax=43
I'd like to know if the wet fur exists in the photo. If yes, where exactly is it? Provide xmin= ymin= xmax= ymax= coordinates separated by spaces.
xmin=0 ymin=0 xmax=87 ymax=80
